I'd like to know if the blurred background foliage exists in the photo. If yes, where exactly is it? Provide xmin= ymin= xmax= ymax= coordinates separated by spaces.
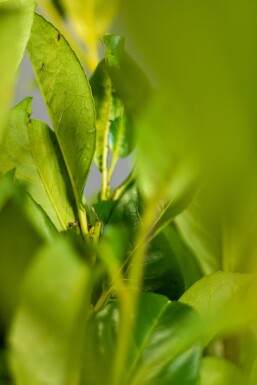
xmin=1 ymin=0 xmax=257 ymax=385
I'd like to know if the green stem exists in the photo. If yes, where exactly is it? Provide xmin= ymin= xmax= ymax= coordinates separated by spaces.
xmin=111 ymin=202 xmax=157 ymax=385
xmin=112 ymin=168 xmax=136 ymax=200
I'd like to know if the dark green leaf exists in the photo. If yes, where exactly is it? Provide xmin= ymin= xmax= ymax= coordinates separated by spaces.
xmin=9 ymin=240 xmax=92 ymax=385
xmin=82 ymin=293 xmax=202 ymax=385
xmin=27 ymin=13 xmax=96 ymax=202
xmin=92 ymin=200 xmax=116 ymax=223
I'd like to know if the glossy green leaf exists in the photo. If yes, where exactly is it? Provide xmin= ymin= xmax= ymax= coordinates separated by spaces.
xmin=199 ymin=357 xmax=244 ymax=385
xmin=9 ymin=239 xmax=92 ymax=385
xmin=180 ymin=271 xmax=256 ymax=335
xmin=27 ymin=13 xmax=96 ymax=202
xmin=0 ymin=0 xmax=35 ymax=142
xmin=0 ymin=98 xmax=77 ymax=231
xmin=0 ymin=176 xmax=43 ymax=329
xmin=92 ymin=200 xmax=116 ymax=223
xmin=82 ymin=293 xmax=202 ymax=385
xmin=109 ymin=110 xmax=132 ymax=158
xmin=108 ymin=183 xmax=141 ymax=239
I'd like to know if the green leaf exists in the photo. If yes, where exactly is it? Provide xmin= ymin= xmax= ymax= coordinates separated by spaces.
xmin=0 ymin=176 xmax=43 ymax=329
xmin=90 ymin=63 xmax=115 ymax=171
xmin=108 ymin=183 xmax=141 ymax=239
xmin=92 ymin=200 xmax=116 ymax=223
xmin=103 ymin=35 xmax=151 ymax=118
xmin=102 ymin=34 xmax=125 ymax=67
xmin=27 ymin=13 xmax=96 ymax=203
xmin=82 ymin=293 xmax=202 ymax=385
xmin=0 ymin=98 xmax=77 ymax=231
xmin=180 ymin=271 xmax=256 ymax=335
xmin=199 ymin=357 xmax=244 ymax=385
xmin=9 ymin=239 xmax=92 ymax=385
xmin=28 ymin=118 xmax=77 ymax=229
xmin=90 ymin=60 xmax=132 ymax=173
xmin=0 ymin=0 xmax=35 ymax=141
xmin=175 ymin=191 xmax=221 ymax=275
xmin=109 ymin=110 xmax=132 ymax=158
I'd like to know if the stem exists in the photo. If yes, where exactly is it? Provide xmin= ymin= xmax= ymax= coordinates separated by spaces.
xmin=112 ymin=168 xmax=136 ymax=200
xmin=111 ymin=202 xmax=157 ymax=385
xmin=78 ymin=207 xmax=89 ymax=238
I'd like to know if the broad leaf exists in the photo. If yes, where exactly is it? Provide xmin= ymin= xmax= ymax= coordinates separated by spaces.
xmin=0 ymin=98 xmax=77 ymax=231
xmin=82 ymin=293 xmax=202 ymax=385
xmin=9 ymin=240 xmax=92 ymax=385
xmin=180 ymin=271 xmax=256 ymax=335
xmin=27 ymin=13 xmax=96 ymax=203
xmin=199 ymin=357 xmax=244 ymax=385
xmin=0 ymin=0 xmax=35 ymax=141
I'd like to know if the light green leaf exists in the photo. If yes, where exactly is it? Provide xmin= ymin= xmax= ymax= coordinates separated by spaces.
xmin=0 ymin=0 xmax=35 ymax=142
xmin=199 ymin=357 xmax=244 ymax=385
xmin=0 ymin=98 xmax=77 ymax=231
xmin=180 ymin=271 xmax=256 ymax=335
xmin=82 ymin=293 xmax=202 ymax=385
xmin=27 ymin=13 xmax=96 ymax=203
xmin=9 ymin=239 xmax=92 ymax=385
xmin=27 ymin=118 xmax=77 ymax=229
xmin=175 ymin=189 xmax=222 ymax=275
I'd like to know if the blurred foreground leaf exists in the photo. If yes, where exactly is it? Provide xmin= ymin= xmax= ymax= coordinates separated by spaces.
xmin=199 ymin=357 xmax=244 ymax=385
xmin=9 ymin=240 xmax=92 ymax=385
xmin=0 ymin=0 xmax=35 ymax=142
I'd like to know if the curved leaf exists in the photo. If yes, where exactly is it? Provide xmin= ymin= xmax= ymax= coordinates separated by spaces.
xmin=27 ymin=13 xmax=96 ymax=202
xmin=9 ymin=240 xmax=92 ymax=385
xmin=0 ymin=98 xmax=77 ymax=231
xmin=82 ymin=293 xmax=202 ymax=385
xmin=27 ymin=119 xmax=77 ymax=229
xmin=180 ymin=271 xmax=256 ymax=335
